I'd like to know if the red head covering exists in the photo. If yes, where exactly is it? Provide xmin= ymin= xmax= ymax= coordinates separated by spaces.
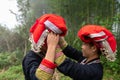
xmin=29 ymin=14 xmax=68 ymax=52
xmin=78 ymin=25 xmax=117 ymax=61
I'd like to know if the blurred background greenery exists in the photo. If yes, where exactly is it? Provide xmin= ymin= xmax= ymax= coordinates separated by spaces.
xmin=0 ymin=0 xmax=120 ymax=80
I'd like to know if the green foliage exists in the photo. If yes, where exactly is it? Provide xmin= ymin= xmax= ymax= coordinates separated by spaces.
xmin=0 ymin=51 xmax=24 ymax=80
xmin=0 ymin=0 xmax=120 ymax=80
xmin=103 ymin=69 xmax=120 ymax=80
xmin=48 ymin=0 xmax=119 ymax=29
xmin=65 ymin=29 xmax=82 ymax=49
xmin=0 ymin=50 xmax=24 ymax=69
xmin=0 ymin=53 xmax=11 ymax=69
xmin=105 ymin=59 xmax=120 ymax=73
xmin=99 ymin=48 xmax=120 ymax=80
xmin=0 ymin=65 xmax=24 ymax=80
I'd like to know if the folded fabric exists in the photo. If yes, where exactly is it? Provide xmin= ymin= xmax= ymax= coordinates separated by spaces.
xmin=29 ymin=14 xmax=68 ymax=52
xmin=78 ymin=25 xmax=117 ymax=61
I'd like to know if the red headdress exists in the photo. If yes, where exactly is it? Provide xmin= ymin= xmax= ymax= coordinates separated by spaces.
xmin=29 ymin=14 xmax=67 ymax=52
xmin=78 ymin=25 xmax=117 ymax=61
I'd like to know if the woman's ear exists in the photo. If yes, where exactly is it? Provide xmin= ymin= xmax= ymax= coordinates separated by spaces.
xmin=91 ymin=45 xmax=97 ymax=53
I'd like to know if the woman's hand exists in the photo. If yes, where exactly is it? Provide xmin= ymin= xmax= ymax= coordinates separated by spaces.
xmin=45 ymin=32 xmax=60 ymax=62
xmin=59 ymin=37 xmax=68 ymax=49
xmin=47 ymin=32 xmax=60 ymax=48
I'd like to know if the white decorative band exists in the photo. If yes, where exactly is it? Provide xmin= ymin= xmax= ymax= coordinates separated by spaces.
xmin=80 ymin=58 xmax=100 ymax=65
xmin=44 ymin=20 xmax=62 ymax=34
xmin=94 ymin=36 xmax=108 ymax=42
xmin=89 ymin=31 xmax=106 ymax=38
xmin=30 ymin=29 xmax=49 ymax=53
xmin=101 ymin=40 xmax=116 ymax=61
xmin=39 ymin=64 xmax=54 ymax=74
xmin=36 ymin=29 xmax=49 ymax=46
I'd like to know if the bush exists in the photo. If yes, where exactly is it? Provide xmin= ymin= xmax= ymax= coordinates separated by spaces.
xmin=0 ymin=50 xmax=24 ymax=69
xmin=101 ymin=49 xmax=120 ymax=73
xmin=0 ymin=52 xmax=12 ymax=69
xmin=0 ymin=65 xmax=24 ymax=80
xmin=103 ymin=69 xmax=120 ymax=80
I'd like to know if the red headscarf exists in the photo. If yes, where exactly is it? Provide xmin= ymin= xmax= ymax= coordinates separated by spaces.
xmin=78 ymin=25 xmax=117 ymax=61
xmin=29 ymin=14 xmax=68 ymax=52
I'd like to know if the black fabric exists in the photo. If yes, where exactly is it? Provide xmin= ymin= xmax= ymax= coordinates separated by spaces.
xmin=62 ymin=45 xmax=85 ymax=61
xmin=58 ymin=45 xmax=103 ymax=80
xmin=22 ymin=46 xmax=103 ymax=80
xmin=22 ymin=50 xmax=43 ymax=80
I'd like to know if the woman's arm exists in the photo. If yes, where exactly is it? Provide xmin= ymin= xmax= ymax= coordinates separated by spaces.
xmin=35 ymin=32 xmax=59 ymax=80
xmin=57 ymin=59 xmax=103 ymax=80
xmin=62 ymin=45 xmax=85 ymax=61
xmin=22 ymin=50 xmax=42 ymax=80
xmin=59 ymin=37 xmax=84 ymax=61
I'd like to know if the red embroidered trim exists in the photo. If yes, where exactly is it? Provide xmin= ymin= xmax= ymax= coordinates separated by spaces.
xmin=41 ymin=58 xmax=57 ymax=69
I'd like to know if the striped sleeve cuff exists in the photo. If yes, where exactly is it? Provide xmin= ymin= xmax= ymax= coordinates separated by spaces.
xmin=55 ymin=45 xmax=66 ymax=66
xmin=39 ymin=64 xmax=54 ymax=74
xmin=36 ymin=68 xmax=53 ymax=80
xmin=35 ymin=59 xmax=57 ymax=80
xmin=55 ymin=52 xmax=66 ymax=66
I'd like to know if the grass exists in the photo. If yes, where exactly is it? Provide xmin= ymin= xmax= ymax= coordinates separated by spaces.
xmin=0 ymin=65 xmax=24 ymax=80
xmin=103 ymin=69 xmax=120 ymax=80
xmin=0 ymin=65 xmax=120 ymax=80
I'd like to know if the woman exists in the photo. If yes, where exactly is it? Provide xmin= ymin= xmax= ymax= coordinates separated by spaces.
xmin=37 ymin=25 xmax=117 ymax=80
xmin=22 ymin=14 xmax=67 ymax=80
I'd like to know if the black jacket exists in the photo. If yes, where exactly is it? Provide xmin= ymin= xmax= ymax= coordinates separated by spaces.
xmin=22 ymin=50 xmax=43 ymax=80
xmin=22 ymin=45 xmax=103 ymax=80
xmin=57 ymin=45 xmax=103 ymax=80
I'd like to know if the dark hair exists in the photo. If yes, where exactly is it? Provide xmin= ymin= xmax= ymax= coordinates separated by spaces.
xmin=89 ymin=42 xmax=102 ymax=56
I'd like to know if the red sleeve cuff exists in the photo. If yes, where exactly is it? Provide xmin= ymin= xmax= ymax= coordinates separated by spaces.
xmin=41 ymin=58 xmax=57 ymax=69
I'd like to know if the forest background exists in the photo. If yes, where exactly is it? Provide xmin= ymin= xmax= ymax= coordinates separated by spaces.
xmin=0 ymin=0 xmax=120 ymax=80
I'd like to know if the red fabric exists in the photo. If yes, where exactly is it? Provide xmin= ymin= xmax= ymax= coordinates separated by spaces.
xmin=46 ymin=14 xmax=67 ymax=36
xmin=30 ymin=14 xmax=50 ymax=33
xmin=30 ymin=14 xmax=67 ymax=44
xmin=32 ymin=24 xmax=45 ymax=43
xmin=77 ymin=25 xmax=117 ymax=53
xmin=41 ymin=58 xmax=57 ymax=69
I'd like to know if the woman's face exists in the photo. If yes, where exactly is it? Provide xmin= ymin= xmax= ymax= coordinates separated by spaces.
xmin=81 ymin=42 xmax=96 ymax=58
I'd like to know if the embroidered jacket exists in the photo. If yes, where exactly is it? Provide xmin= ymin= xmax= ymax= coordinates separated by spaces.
xmin=22 ymin=45 xmax=103 ymax=80
xmin=22 ymin=46 xmax=64 ymax=80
